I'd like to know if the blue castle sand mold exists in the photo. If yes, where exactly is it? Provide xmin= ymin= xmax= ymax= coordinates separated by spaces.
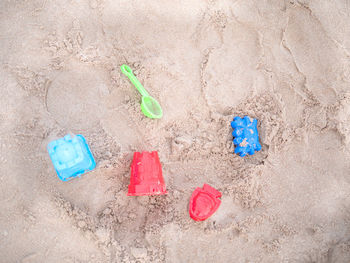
xmin=47 ymin=134 xmax=96 ymax=181
xmin=231 ymin=116 xmax=262 ymax=157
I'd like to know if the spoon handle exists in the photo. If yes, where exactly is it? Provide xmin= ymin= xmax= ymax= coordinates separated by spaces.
xmin=120 ymin=64 xmax=149 ymax=97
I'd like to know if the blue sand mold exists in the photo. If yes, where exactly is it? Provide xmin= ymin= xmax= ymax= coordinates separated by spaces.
xmin=47 ymin=134 xmax=96 ymax=181
xmin=231 ymin=116 xmax=262 ymax=157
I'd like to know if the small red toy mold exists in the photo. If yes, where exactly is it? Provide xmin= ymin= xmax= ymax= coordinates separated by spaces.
xmin=189 ymin=184 xmax=222 ymax=221
xmin=128 ymin=151 xmax=167 ymax=196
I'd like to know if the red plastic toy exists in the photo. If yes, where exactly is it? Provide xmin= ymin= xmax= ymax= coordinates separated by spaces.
xmin=189 ymin=184 xmax=222 ymax=221
xmin=128 ymin=151 xmax=167 ymax=196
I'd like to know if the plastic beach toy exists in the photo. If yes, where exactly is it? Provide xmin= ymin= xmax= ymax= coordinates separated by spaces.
xmin=47 ymin=134 xmax=96 ymax=181
xmin=121 ymin=64 xmax=163 ymax=119
xmin=128 ymin=151 xmax=167 ymax=196
xmin=231 ymin=116 xmax=262 ymax=157
xmin=189 ymin=184 xmax=222 ymax=221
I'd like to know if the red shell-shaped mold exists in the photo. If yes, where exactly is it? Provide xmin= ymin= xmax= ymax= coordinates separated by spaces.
xmin=189 ymin=184 xmax=222 ymax=221
xmin=128 ymin=151 xmax=167 ymax=196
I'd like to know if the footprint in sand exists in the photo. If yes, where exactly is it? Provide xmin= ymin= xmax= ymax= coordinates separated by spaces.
xmin=203 ymin=22 xmax=267 ymax=113
xmin=47 ymin=63 xmax=109 ymax=131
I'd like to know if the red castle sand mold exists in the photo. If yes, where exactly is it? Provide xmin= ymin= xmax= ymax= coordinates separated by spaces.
xmin=128 ymin=151 xmax=167 ymax=196
xmin=189 ymin=184 xmax=222 ymax=221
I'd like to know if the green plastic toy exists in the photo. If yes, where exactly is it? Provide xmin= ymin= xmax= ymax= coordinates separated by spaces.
xmin=121 ymin=64 xmax=163 ymax=119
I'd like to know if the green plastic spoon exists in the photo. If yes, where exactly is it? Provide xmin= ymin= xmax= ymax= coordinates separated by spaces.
xmin=121 ymin=64 xmax=163 ymax=119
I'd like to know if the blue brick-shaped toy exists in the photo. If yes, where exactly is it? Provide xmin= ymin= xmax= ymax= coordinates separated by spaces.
xmin=47 ymin=134 xmax=96 ymax=181
xmin=231 ymin=116 xmax=262 ymax=157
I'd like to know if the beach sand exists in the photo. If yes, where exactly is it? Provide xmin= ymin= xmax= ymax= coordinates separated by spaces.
xmin=1 ymin=0 xmax=350 ymax=262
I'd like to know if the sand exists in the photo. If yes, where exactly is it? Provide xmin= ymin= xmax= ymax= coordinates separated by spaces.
xmin=1 ymin=0 xmax=350 ymax=262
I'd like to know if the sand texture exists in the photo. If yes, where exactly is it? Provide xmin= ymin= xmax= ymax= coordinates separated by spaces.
xmin=1 ymin=0 xmax=350 ymax=262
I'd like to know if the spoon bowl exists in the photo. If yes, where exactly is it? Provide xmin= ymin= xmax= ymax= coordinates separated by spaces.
xmin=141 ymin=96 xmax=163 ymax=119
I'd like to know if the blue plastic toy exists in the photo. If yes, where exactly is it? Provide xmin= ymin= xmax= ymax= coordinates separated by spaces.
xmin=47 ymin=134 xmax=96 ymax=181
xmin=231 ymin=116 xmax=262 ymax=157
